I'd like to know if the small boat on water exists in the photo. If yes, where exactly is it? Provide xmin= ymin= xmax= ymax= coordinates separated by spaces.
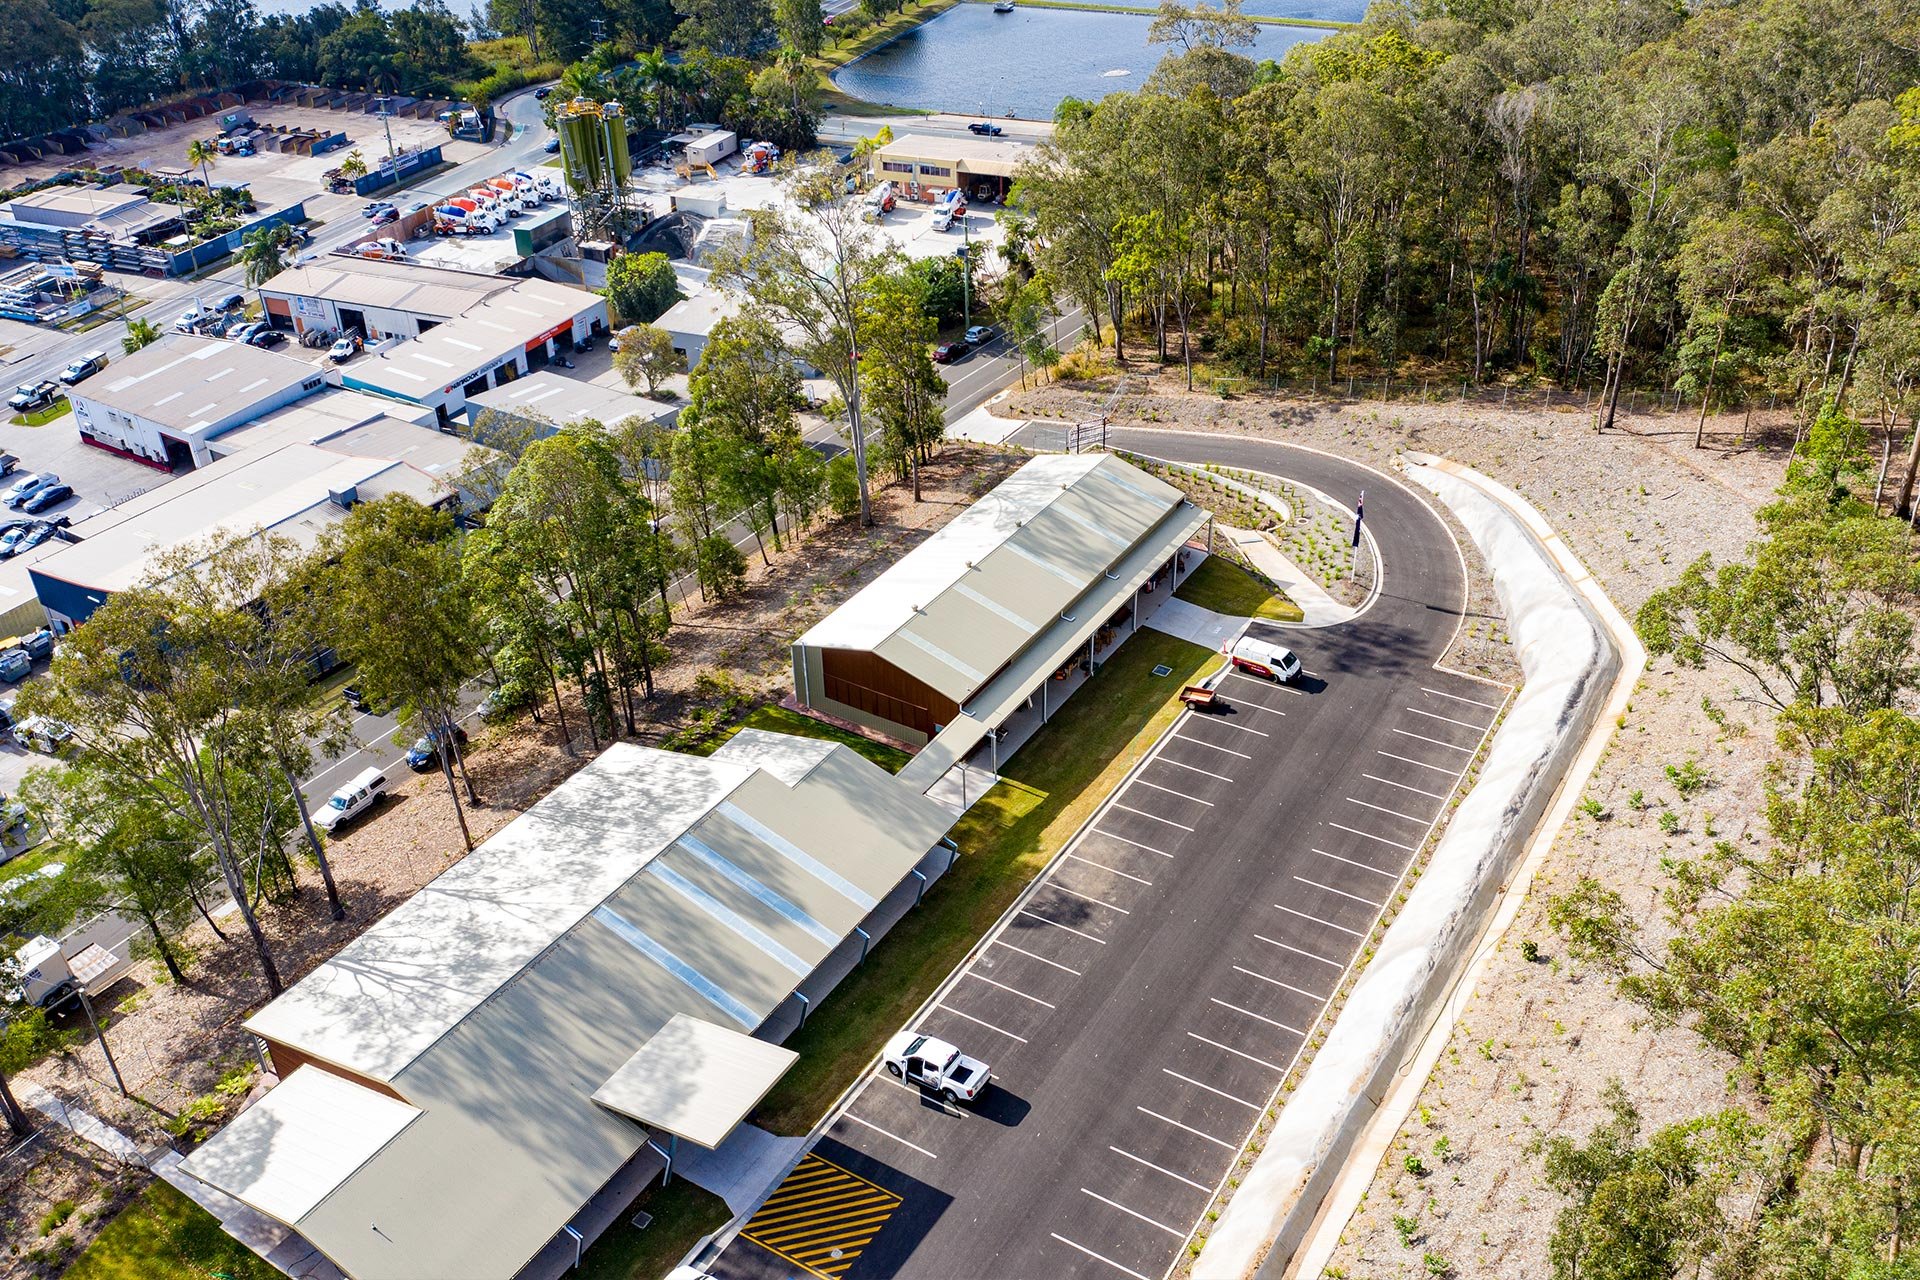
xmin=993 ymin=1 xmax=1015 ymax=12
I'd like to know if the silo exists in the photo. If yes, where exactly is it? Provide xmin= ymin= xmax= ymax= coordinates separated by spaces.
xmin=602 ymin=102 xmax=631 ymax=185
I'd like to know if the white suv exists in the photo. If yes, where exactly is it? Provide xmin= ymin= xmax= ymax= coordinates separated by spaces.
xmin=313 ymin=767 xmax=388 ymax=833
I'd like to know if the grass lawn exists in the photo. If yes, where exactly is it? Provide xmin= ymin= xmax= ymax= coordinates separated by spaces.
xmin=698 ymin=704 xmax=910 ymax=774
xmin=751 ymin=627 xmax=1220 ymax=1134
xmin=574 ymin=1179 xmax=731 ymax=1280
xmin=10 ymin=400 xmax=72 ymax=427
xmin=1176 ymin=555 xmax=1305 ymax=623
xmin=65 ymin=1181 xmax=282 ymax=1280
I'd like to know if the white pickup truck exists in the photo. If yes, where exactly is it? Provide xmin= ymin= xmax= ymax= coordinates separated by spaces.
xmin=883 ymin=1031 xmax=991 ymax=1103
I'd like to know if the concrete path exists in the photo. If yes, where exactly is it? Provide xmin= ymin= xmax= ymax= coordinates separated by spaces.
xmin=947 ymin=401 xmax=1029 ymax=445
xmin=18 ymin=1082 xmax=145 ymax=1166
xmin=1145 ymin=595 xmax=1247 ymax=652
xmin=675 ymin=1124 xmax=806 ymax=1216
xmin=1218 ymin=524 xmax=1359 ymax=628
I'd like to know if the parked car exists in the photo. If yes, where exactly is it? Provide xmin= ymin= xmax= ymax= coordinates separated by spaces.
xmin=328 ymin=335 xmax=362 ymax=363
xmin=544 ymin=137 xmax=560 ymax=154
xmin=15 ymin=714 xmax=73 ymax=753
xmin=247 ymin=329 xmax=286 ymax=348
xmin=7 ymin=382 xmax=59 ymax=413
xmin=18 ymin=523 xmax=54 ymax=551
xmin=967 ymin=121 xmax=1004 ymax=136
xmin=361 ymin=201 xmax=396 ymax=219
xmin=882 ymin=1031 xmax=991 ymax=1103
xmin=0 ymin=527 xmax=29 ymax=558
xmin=405 ymin=724 xmax=469 ymax=771
xmin=964 ymin=325 xmax=996 ymax=346
xmin=228 ymin=321 xmax=267 ymax=344
xmin=212 ymin=291 xmax=246 ymax=312
xmin=932 ymin=339 xmax=969 ymax=364
xmin=173 ymin=308 xmax=204 ymax=332
xmin=0 ymin=454 xmax=18 ymax=478
xmin=4 ymin=473 xmax=58 ymax=508
xmin=342 ymin=685 xmax=379 ymax=714
xmin=476 ymin=688 xmax=518 ymax=724
xmin=21 ymin=484 xmax=72 ymax=515
xmin=57 ymin=352 xmax=107 ymax=385
xmin=1227 ymin=635 xmax=1301 ymax=683
xmin=312 ymin=767 xmax=389 ymax=833
xmin=370 ymin=207 xmax=399 ymax=227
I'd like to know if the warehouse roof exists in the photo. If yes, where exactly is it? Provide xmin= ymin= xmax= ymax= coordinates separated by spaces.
xmin=202 ymin=738 xmax=954 ymax=1280
xmin=798 ymin=453 xmax=1187 ymax=702
xmin=467 ymin=370 xmax=676 ymax=431
xmin=875 ymin=131 xmax=1031 ymax=177
xmin=76 ymin=335 xmax=324 ymax=436
xmin=7 ymin=185 xmax=148 ymax=221
xmin=344 ymin=277 xmax=603 ymax=402
xmin=259 ymin=256 xmax=508 ymax=319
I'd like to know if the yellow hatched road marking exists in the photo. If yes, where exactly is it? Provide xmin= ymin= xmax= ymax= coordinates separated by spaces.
xmin=742 ymin=1154 xmax=903 ymax=1279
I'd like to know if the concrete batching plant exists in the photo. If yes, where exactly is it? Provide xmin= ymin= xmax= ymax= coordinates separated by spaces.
xmin=556 ymin=97 xmax=638 ymax=242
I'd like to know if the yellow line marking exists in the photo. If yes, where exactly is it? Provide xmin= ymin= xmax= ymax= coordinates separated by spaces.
xmin=742 ymin=1155 xmax=903 ymax=1280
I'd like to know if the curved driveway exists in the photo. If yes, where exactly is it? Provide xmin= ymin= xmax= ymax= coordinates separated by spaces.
xmin=710 ymin=430 xmax=1500 ymax=1280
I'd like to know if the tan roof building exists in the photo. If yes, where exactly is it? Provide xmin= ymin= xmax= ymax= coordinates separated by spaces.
xmin=871 ymin=131 xmax=1031 ymax=198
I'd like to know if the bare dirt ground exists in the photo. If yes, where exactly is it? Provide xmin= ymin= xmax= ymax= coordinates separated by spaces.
xmin=0 ymin=444 xmax=1024 ymax=1280
xmin=1011 ymin=367 xmax=1789 ymax=1278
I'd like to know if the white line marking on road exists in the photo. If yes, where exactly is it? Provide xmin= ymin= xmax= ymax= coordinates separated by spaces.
xmin=1049 ymin=882 xmax=1131 ymax=914
xmin=1138 ymin=1105 xmax=1236 ymax=1149
xmin=1273 ymin=904 xmax=1366 ymax=937
xmin=1081 ymin=1188 xmax=1187 ymax=1238
xmin=1254 ymin=933 xmax=1346 ymax=967
xmin=934 ymin=1002 xmax=1031 ymax=1042
xmin=1362 ymin=772 xmax=1448 ymax=801
xmin=1094 ymin=829 xmax=1176 ymax=858
xmin=843 ymin=1113 xmax=938 ymax=1158
xmin=1293 ymin=874 xmax=1380 ymax=907
xmin=1347 ymin=796 xmax=1427 ymax=824
xmin=1327 ymin=821 xmax=1418 ymax=852
xmin=1210 ymin=997 xmax=1305 ymax=1035
xmin=1423 ymin=685 xmax=1504 ymax=710
xmin=1377 ymin=749 xmax=1467 ymax=777
xmin=876 ymin=1074 xmax=963 ymax=1114
xmin=1312 ymin=848 xmax=1400 ymax=879
xmin=1109 ymin=1146 xmax=1213 ymax=1192
xmin=993 ymin=938 xmax=1084 ymax=974
xmin=1199 ymin=717 xmax=1269 ymax=736
xmin=965 ymin=970 xmax=1056 ymax=1007
xmin=1226 ymin=671 xmax=1302 ymax=695
xmin=1050 ymin=1234 xmax=1153 ymax=1280
xmin=1393 ymin=727 xmax=1475 ymax=753
xmin=1019 ymin=910 xmax=1107 ymax=944
xmin=1173 ymin=734 xmax=1253 ymax=760
xmin=1152 ymin=756 xmax=1235 ymax=784
xmin=1233 ymin=964 xmax=1324 ymax=1001
xmin=1132 ymin=778 xmax=1215 ymax=806
xmin=1407 ymin=705 xmax=1489 ymax=731
xmin=1224 ymin=696 xmax=1288 ymax=716
xmin=1067 ymin=853 xmax=1154 ymax=885
xmin=1164 ymin=1067 xmax=1262 ymax=1110
xmin=1187 ymin=1031 xmax=1285 ymax=1071
xmin=1112 ymin=803 xmax=1196 ymax=831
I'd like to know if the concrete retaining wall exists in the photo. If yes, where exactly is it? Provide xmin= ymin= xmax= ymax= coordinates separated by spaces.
xmin=1195 ymin=456 xmax=1628 ymax=1279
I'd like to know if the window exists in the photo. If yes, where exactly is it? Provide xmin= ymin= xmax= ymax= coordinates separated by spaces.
xmin=918 ymin=164 xmax=951 ymax=177
xmin=881 ymin=161 xmax=913 ymax=174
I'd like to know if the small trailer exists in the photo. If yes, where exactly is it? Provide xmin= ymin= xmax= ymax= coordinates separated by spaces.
xmin=1179 ymin=684 xmax=1223 ymax=710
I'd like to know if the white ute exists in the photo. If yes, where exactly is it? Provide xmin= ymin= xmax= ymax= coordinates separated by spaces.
xmin=882 ymin=1031 xmax=991 ymax=1103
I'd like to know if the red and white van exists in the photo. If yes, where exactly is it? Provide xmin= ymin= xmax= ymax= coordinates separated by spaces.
xmin=1227 ymin=635 xmax=1302 ymax=683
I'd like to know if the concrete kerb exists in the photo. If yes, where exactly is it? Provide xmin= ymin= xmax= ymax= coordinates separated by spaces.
xmin=1192 ymin=454 xmax=1641 ymax=1280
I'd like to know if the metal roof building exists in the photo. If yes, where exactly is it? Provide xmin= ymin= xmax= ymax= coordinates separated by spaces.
xmin=258 ymin=257 xmax=511 ymax=341
xmin=791 ymin=453 xmax=1208 ymax=788
xmin=182 ymin=731 xmax=957 ymax=1280
xmin=466 ymin=369 xmax=679 ymax=439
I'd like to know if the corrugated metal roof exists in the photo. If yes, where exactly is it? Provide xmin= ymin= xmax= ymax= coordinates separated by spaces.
xmin=76 ymin=335 xmax=321 ymax=437
xmin=799 ymin=454 xmax=1186 ymax=701
xmin=466 ymin=369 xmax=675 ymax=428
xmin=592 ymin=1015 xmax=797 ymax=1148
xmin=211 ymin=737 xmax=954 ymax=1280
xmin=260 ymin=257 xmax=508 ymax=319
xmin=348 ymin=278 xmax=604 ymax=402
xmin=178 ymin=1068 xmax=419 ymax=1227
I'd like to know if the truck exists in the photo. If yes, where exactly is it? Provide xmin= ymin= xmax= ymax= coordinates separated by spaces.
xmin=11 ymin=934 xmax=134 ymax=1010
xmin=882 ymin=1030 xmax=991 ymax=1103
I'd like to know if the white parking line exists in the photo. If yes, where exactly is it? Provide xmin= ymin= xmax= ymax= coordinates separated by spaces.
xmin=1377 ymin=749 xmax=1467 ymax=777
xmin=1132 ymin=779 xmax=1215 ymax=806
xmin=1081 ymin=1188 xmax=1188 ymax=1238
xmin=843 ymin=1113 xmax=939 ymax=1158
xmin=1113 ymin=803 xmax=1196 ymax=831
xmin=1362 ymin=771 xmax=1448 ymax=801
xmin=965 ymin=970 xmax=1057 ymax=1007
xmin=1109 ymin=1145 xmax=1213 ymax=1192
xmin=1232 ymin=964 xmax=1325 ymax=1001
xmin=1050 ymin=1234 xmax=1153 ymax=1280
xmin=1020 ymin=910 xmax=1107 ymax=944
xmin=1173 ymin=734 xmax=1253 ymax=760
xmin=1407 ymin=705 xmax=1489 ymax=732
xmin=1187 ymin=1031 xmax=1285 ymax=1071
xmin=877 ymin=1074 xmax=963 ymax=1114
xmin=1347 ymin=796 xmax=1427 ymax=824
xmin=1094 ymin=829 xmax=1176 ymax=858
xmin=1226 ymin=671 xmax=1302 ymax=695
xmin=1393 ymin=726 xmax=1476 ymax=753
xmin=1066 ymin=853 xmax=1154 ymax=885
xmin=1224 ymin=697 xmax=1288 ymax=716
xmin=934 ymin=1003 xmax=1030 ymax=1043
xmin=1049 ymin=882 xmax=1131 ymax=914
xmin=1312 ymin=848 xmax=1400 ymax=879
xmin=1423 ymin=684 xmax=1504 ymax=710
xmin=1138 ymin=1105 xmax=1236 ymax=1149
xmin=1254 ymin=933 xmax=1346 ymax=967
xmin=1152 ymin=756 xmax=1235 ymax=784
xmin=1273 ymin=903 xmax=1366 ymax=937
xmin=1210 ymin=997 xmax=1305 ymax=1035
xmin=1292 ymin=874 xmax=1380 ymax=908
xmin=993 ymin=938 xmax=1084 ymax=975
xmin=1163 ymin=1067 xmax=1262 ymax=1110
xmin=1326 ymin=821 xmax=1418 ymax=852
xmin=1199 ymin=717 xmax=1269 ymax=736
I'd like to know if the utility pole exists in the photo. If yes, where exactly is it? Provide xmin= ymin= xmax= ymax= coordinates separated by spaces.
xmin=75 ymin=987 xmax=126 ymax=1098
xmin=374 ymin=97 xmax=397 ymax=178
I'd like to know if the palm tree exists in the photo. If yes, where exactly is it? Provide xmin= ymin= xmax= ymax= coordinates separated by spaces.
xmin=777 ymin=45 xmax=811 ymax=112
xmin=122 ymin=318 xmax=161 ymax=355
xmin=339 ymin=149 xmax=368 ymax=180
xmin=632 ymin=49 xmax=671 ymax=130
xmin=184 ymin=138 xmax=217 ymax=199
xmin=240 ymin=225 xmax=293 ymax=287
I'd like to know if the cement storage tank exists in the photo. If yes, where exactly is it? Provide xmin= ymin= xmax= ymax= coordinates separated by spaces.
xmin=557 ymin=98 xmax=631 ymax=197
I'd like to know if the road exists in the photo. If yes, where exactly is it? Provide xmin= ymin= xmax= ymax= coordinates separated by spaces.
xmin=707 ymin=430 xmax=1509 ymax=1280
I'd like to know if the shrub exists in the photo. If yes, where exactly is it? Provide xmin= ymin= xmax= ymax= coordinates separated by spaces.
xmin=1658 ymin=809 xmax=1682 ymax=834
xmin=1404 ymin=1153 xmax=1428 ymax=1176
xmin=38 ymin=1200 xmax=76 ymax=1235
xmin=827 ymin=453 xmax=860 ymax=519
xmin=1519 ymin=939 xmax=1540 ymax=963
xmin=1665 ymin=759 xmax=1710 ymax=796
xmin=697 ymin=534 xmax=747 ymax=600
